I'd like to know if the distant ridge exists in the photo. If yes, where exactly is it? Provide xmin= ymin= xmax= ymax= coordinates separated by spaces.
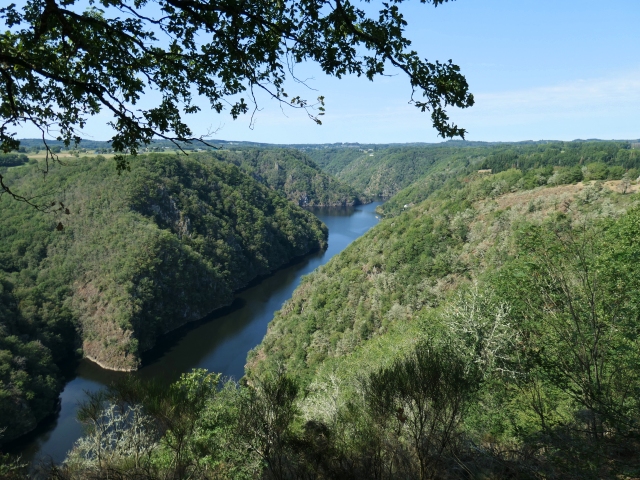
xmin=15 ymin=137 xmax=640 ymax=151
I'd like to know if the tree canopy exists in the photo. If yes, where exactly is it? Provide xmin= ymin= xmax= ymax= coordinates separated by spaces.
xmin=0 ymin=0 xmax=473 ymax=166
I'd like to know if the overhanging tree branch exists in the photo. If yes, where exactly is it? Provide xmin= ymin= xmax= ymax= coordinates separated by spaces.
xmin=0 ymin=0 xmax=473 ymax=203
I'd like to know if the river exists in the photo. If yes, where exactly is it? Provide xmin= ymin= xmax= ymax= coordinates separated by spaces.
xmin=12 ymin=201 xmax=383 ymax=467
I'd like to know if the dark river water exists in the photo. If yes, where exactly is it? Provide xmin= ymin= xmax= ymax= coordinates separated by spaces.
xmin=12 ymin=202 xmax=382 ymax=467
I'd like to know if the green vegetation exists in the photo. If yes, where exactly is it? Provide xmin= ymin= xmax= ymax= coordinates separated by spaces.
xmin=244 ymin=156 xmax=640 ymax=477
xmin=22 ymin=141 xmax=640 ymax=479
xmin=2 ymin=0 xmax=473 ymax=201
xmin=307 ymin=145 xmax=474 ymax=197
xmin=302 ymin=142 xmax=640 ymax=209
xmin=199 ymin=149 xmax=369 ymax=206
xmin=4 ymin=140 xmax=640 ymax=478
xmin=0 ymin=153 xmax=29 ymax=168
xmin=247 ymin=167 xmax=639 ymax=385
xmin=0 ymin=153 xmax=326 ymax=443
xmin=375 ymin=141 xmax=640 ymax=216
xmin=304 ymin=147 xmax=369 ymax=176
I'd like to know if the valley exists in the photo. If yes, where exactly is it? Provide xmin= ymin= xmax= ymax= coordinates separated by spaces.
xmin=2 ymin=140 xmax=640 ymax=478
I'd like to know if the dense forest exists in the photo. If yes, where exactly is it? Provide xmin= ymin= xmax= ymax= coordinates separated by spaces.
xmin=378 ymin=141 xmax=640 ymax=217
xmin=303 ymin=141 xmax=640 ymax=207
xmin=305 ymin=146 xmax=466 ymax=197
xmin=0 ymin=153 xmax=30 ymax=167
xmin=198 ymin=149 xmax=369 ymax=206
xmin=7 ymin=144 xmax=368 ymax=206
xmin=3 ymin=140 xmax=640 ymax=479
xmin=0 ymin=153 xmax=327 ymax=443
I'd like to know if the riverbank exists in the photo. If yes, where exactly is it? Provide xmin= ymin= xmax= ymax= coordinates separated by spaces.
xmin=9 ymin=202 xmax=383 ymax=468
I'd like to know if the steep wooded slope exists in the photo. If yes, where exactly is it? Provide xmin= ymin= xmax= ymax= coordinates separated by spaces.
xmin=42 ymin=147 xmax=640 ymax=479
xmin=50 ymin=182 xmax=640 ymax=479
xmin=249 ymin=141 xmax=640 ymax=376
xmin=244 ymin=146 xmax=640 ymax=476
xmin=304 ymin=141 xmax=640 ymax=205
xmin=305 ymin=145 xmax=471 ymax=197
xmin=248 ymin=176 xmax=636 ymax=381
xmin=0 ymin=154 xmax=327 ymax=442
xmin=200 ymin=149 xmax=369 ymax=206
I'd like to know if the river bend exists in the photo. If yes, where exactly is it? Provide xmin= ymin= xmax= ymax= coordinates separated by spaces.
xmin=13 ymin=202 xmax=382 ymax=467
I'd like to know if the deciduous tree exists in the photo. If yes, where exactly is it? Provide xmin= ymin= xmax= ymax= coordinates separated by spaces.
xmin=0 ymin=0 xmax=473 ymax=204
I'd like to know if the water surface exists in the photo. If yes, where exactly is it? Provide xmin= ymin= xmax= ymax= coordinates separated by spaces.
xmin=14 ymin=202 xmax=382 ymax=466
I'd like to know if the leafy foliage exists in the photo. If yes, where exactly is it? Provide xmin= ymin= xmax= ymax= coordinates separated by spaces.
xmin=0 ymin=153 xmax=28 ymax=167
xmin=363 ymin=341 xmax=480 ymax=479
xmin=8 ymin=140 xmax=640 ymax=477
xmin=0 ymin=0 xmax=473 ymax=195
xmin=307 ymin=145 xmax=472 ymax=197
xmin=302 ymin=141 xmax=640 ymax=214
xmin=0 ymin=278 xmax=62 ymax=444
xmin=495 ymin=213 xmax=640 ymax=438
xmin=245 ymin=154 xmax=640 ymax=477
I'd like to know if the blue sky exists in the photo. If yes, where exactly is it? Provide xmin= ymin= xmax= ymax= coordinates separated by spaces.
xmin=20 ymin=0 xmax=640 ymax=144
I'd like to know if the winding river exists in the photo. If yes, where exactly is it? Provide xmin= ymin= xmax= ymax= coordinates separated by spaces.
xmin=12 ymin=202 xmax=383 ymax=467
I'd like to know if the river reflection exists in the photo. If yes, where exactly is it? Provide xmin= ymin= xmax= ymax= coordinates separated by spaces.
xmin=13 ymin=202 xmax=382 ymax=466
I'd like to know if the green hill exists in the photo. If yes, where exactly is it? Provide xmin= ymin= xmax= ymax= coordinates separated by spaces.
xmin=46 ymin=163 xmax=640 ymax=479
xmin=376 ymin=141 xmax=639 ymax=217
xmin=244 ymin=163 xmax=640 ymax=477
xmin=247 ymin=169 xmax=639 ymax=384
xmin=304 ymin=141 xmax=640 ymax=207
xmin=0 ymin=154 xmax=326 ymax=442
xmin=305 ymin=145 xmax=468 ymax=197
xmin=35 ymin=143 xmax=640 ymax=479
xmin=200 ymin=148 xmax=369 ymax=206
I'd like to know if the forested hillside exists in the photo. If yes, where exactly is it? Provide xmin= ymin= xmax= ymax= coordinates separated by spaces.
xmin=28 ymin=142 xmax=640 ymax=480
xmin=306 ymin=145 xmax=471 ymax=197
xmin=199 ymin=149 xmax=369 ymax=206
xmin=244 ymin=165 xmax=640 ymax=477
xmin=304 ymin=147 xmax=368 ymax=176
xmin=0 ymin=153 xmax=30 ymax=167
xmin=380 ymin=141 xmax=640 ymax=217
xmin=0 ymin=154 xmax=327 ymax=443
xmin=305 ymin=141 xmax=640 ymax=208
xmin=248 ymin=165 xmax=640 ymax=382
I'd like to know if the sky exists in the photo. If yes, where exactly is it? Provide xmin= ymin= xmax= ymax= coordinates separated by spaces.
xmin=18 ymin=0 xmax=640 ymax=144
